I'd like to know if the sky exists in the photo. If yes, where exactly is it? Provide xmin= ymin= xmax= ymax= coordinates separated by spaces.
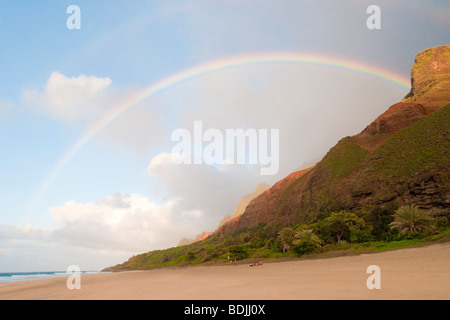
xmin=0 ymin=0 xmax=449 ymax=272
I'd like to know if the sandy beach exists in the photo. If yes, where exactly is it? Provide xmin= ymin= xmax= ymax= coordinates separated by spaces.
xmin=1 ymin=243 xmax=449 ymax=300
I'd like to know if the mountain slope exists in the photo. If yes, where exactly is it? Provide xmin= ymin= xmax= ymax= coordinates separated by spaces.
xmin=224 ymin=44 xmax=450 ymax=233
xmin=274 ymin=103 xmax=449 ymax=222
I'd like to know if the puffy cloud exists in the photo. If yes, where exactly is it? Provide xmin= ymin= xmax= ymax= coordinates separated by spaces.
xmin=48 ymin=193 xmax=204 ymax=252
xmin=0 ymin=193 xmax=208 ymax=270
xmin=23 ymin=72 xmax=113 ymax=122
xmin=22 ymin=72 xmax=166 ymax=152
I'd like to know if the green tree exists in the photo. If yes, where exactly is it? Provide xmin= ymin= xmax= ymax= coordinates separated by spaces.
xmin=292 ymin=229 xmax=322 ymax=256
xmin=227 ymin=245 xmax=249 ymax=261
xmin=294 ymin=229 xmax=322 ymax=246
xmin=389 ymin=205 xmax=435 ymax=235
xmin=316 ymin=211 xmax=372 ymax=243
xmin=293 ymin=240 xmax=317 ymax=256
xmin=278 ymin=227 xmax=296 ymax=253
xmin=365 ymin=206 xmax=395 ymax=240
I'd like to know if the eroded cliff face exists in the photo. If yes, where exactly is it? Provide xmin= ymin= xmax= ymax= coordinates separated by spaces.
xmin=403 ymin=44 xmax=450 ymax=108
xmin=357 ymin=102 xmax=432 ymax=152
xmin=219 ymin=45 xmax=450 ymax=234
xmin=403 ymin=166 xmax=450 ymax=214
xmin=360 ymin=44 xmax=450 ymax=150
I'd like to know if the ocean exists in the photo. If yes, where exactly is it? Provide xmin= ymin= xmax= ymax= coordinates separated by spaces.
xmin=0 ymin=271 xmax=101 ymax=283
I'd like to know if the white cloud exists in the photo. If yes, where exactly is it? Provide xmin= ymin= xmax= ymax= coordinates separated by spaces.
xmin=22 ymin=71 xmax=167 ymax=153
xmin=23 ymin=72 xmax=113 ymax=122
xmin=47 ymin=193 xmax=200 ymax=252
xmin=0 ymin=193 xmax=207 ymax=271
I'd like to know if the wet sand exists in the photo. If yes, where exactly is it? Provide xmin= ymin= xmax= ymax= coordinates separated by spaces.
xmin=1 ymin=243 xmax=449 ymax=300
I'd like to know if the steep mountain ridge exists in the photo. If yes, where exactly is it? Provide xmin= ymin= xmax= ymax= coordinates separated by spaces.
xmin=222 ymin=44 xmax=450 ymax=233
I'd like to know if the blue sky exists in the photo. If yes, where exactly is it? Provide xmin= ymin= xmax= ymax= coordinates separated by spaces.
xmin=0 ymin=0 xmax=449 ymax=271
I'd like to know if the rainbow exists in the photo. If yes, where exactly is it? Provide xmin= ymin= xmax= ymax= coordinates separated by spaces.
xmin=27 ymin=52 xmax=411 ymax=217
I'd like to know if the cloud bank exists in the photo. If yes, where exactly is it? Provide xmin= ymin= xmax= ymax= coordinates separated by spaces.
xmin=0 ymin=193 xmax=206 ymax=271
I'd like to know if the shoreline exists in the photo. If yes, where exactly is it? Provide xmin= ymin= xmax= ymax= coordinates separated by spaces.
xmin=0 ymin=242 xmax=449 ymax=300
xmin=0 ymin=271 xmax=104 ymax=284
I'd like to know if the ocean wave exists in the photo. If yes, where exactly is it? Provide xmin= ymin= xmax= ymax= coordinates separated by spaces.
xmin=0 ymin=271 xmax=100 ymax=283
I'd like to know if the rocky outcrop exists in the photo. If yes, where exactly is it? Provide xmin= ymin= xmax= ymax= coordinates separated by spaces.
xmin=403 ymin=161 xmax=450 ymax=214
xmin=403 ymin=44 xmax=450 ymax=109
xmin=403 ymin=45 xmax=450 ymax=97
xmin=358 ymin=44 xmax=450 ymax=151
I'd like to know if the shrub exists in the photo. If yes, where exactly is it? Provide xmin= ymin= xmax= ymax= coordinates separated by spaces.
xmin=365 ymin=206 xmax=395 ymax=240
xmin=248 ymin=235 xmax=266 ymax=248
xmin=349 ymin=226 xmax=373 ymax=243
xmin=227 ymin=245 xmax=249 ymax=261
xmin=291 ymin=229 xmax=322 ymax=256
xmin=337 ymin=240 xmax=349 ymax=247
xmin=265 ymin=238 xmax=275 ymax=250
xmin=186 ymin=251 xmax=196 ymax=262
xmin=435 ymin=216 xmax=449 ymax=230
xmin=274 ymin=237 xmax=283 ymax=252
xmin=293 ymin=240 xmax=317 ymax=256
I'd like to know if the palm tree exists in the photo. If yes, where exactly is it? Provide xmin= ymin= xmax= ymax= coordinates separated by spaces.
xmin=294 ymin=229 xmax=322 ymax=247
xmin=389 ymin=205 xmax=435 ymax=235
xmin=278 ymin=227 xmax=295 ymax=253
